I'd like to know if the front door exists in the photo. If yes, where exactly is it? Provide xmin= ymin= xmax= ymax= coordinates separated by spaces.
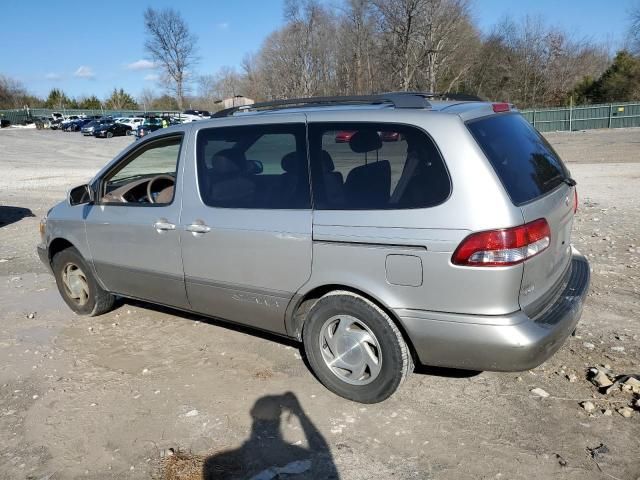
xmin=179 ymin=117 xmax=312 ymax=334
xmin=85 ymin=133 xmax=189 ymax=309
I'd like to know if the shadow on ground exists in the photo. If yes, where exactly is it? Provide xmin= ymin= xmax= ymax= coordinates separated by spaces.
xmin=163 ymin=392 xmax=339 ymax=480
xmin=0 ymin=206 xmax=35 ymax=227
xmin=124 ymin=298 xmax=482 ymax=382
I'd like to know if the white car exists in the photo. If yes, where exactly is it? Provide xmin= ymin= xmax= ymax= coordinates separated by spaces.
xmin=118 ymin=117 xmax=144 ymax=133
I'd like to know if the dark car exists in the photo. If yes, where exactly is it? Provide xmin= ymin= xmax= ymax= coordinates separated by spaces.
xmin=68 ymin=119 xmax=93 ymax=132
xmin=94 ymin=122 xmax=131 ymax=138
xmin=82 ymin=118 xmax=112 ymax=136
xmin=134 ymin=118 xmax=164 ymax=138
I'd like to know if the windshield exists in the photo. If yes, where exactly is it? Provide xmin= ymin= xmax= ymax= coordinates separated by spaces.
xmin=467 ymin=114 xmax=570 ymax=205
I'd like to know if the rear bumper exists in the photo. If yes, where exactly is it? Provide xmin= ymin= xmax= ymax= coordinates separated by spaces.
xmin=396 ymin=249 xmax=590 ymax=372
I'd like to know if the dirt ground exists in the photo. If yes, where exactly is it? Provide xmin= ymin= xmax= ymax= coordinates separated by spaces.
xmin=0 ymin=127 xmax=638 ymax=480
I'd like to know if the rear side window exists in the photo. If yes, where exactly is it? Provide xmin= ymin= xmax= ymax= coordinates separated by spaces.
xmin=467 ymin=114 xmax=570 ymax=205
xmin=196 ymin=124 xmax=310 ymax=209
xmin=309 ymin=123 xmax=450 ymax=210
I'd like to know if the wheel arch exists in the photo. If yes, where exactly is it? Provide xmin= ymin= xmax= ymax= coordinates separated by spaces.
xmin=285 ymin=283 xmax=419 ymax=365
xmin=48 ymin=237 xmax=76 ymax=264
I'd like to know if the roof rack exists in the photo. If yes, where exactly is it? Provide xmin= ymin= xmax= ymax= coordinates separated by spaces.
xmin=212 ymin=92 xmax=435 ymax=118
xmin=212 ymin=91 xmax=482 ymax=118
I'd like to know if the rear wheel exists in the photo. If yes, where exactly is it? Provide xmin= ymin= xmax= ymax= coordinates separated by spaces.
xmin=302 ymin=291 xmax=413 ymax=403
xmin=52 ymin=247 xmax=115 ymax=316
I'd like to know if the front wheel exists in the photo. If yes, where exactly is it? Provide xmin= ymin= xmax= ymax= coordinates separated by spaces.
xmin=106 ymin=131 xmax=114 ymax=138
xmin=302 ymin=291 xmax=413 ymax=403
xmin=52 ymin=247 xmax=115 ymax=316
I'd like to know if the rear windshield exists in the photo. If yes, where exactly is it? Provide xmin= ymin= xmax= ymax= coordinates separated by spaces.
xmin=468 ymin=114 xmax=570 ymax=205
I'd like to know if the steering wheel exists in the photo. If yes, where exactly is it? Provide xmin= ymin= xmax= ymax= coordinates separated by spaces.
xmin=147 ymin=175 xmax=175 ymax=204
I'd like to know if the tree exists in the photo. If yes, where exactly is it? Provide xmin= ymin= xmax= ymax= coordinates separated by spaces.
xmin=78 ymin=95 xmax=102 ymax=110
xmin=104 ymin=88 xmax=138 ymax=110
xmin=0 ymin=75 xmax=39 ymax=109
xmin=45 ymin=88 xmax=72 ymax=109
xmin=143 ymin=7 xmax=198 ymax=109
xmin=630 ymin=2 xmax=640 ymax=55
xmin=579 ymin=51 xmax=640 ymax=103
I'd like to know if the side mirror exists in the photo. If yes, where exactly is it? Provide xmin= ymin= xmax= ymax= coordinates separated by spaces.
xmin=68 ymin=184 xmax=94 ymax=206
xmin=246 ymin=159 xmax=263 ymax=175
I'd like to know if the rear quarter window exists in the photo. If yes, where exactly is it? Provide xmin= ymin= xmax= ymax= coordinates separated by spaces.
xmin=309 ymin=123 xmax=450 ymax=210
xmin=467 ymin=114 xmax=570 ymax=205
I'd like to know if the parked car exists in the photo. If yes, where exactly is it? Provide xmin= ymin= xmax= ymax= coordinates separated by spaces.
xmin=179 ymin=109 xmax=211 ymax=122
xmin=37 ymin=93 xmax=590 ymax=403
xmin=69 ymin=118 xmax=93 ymax=132
xmin=134 ymin=118 xmax=164 ymax=138
xmin=94 ymin=122 xmax=132 ymax=138
xmin=335 ymin=130 xmax=356 ymax=143
xmin=81 ymin=119 xmax=111 ymax=136
xmin=119 ymin=117 xmax=144 ymax=134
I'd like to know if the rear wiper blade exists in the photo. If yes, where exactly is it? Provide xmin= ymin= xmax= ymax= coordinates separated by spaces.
xmin=563 ymin=177 xmax=577 ymax=187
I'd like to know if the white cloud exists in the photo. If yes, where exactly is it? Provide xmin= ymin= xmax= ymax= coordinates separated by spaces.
xmin=74 ymin=66 xmax=95 ymax=79
xmin=216 ymin=22 xmax=229 ymax=29
xmin=45 ymin=73 xmax=61 ymax=80
xmin=144 ymin=73 xmax=159 ymax=81
xmin=126 ymin=59 xmax=156 ymax=71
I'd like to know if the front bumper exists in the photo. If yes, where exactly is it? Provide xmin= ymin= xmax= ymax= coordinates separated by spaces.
xmin=396 ymin=249 xmax=590 ymax=372
xmin=37 ymin=243 xmax=52 ymax=273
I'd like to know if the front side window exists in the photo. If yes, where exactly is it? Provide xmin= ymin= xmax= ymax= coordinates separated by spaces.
xmin=309 ymin=123 xmax=450 ymax=210
xmin=101 ymin=135 xmax=182 ymax=205
xmin=196 ymin=124 xmax=310 ymax=209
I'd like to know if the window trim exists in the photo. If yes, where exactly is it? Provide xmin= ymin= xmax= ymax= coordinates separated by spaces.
xmin=308 ymin=121 xmax=452 ymax=211
xmin=96 ymin=132 xmax=185 ymax=207
xmin=195 ymin=123 xmax=311 ymax=210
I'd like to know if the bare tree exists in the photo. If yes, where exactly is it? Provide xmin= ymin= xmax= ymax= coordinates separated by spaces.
xmin=143 ymin=7 xmax=198 ymax=109
xmin=631 ymin=2 xmax=640 ymax=55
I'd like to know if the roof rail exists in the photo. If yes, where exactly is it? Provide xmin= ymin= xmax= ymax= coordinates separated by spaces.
xmin=212 ymin=92 xmax=433 ymax=118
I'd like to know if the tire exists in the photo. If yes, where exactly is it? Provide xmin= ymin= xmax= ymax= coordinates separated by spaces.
xmin=52 ymin=247 xmax=115 ymax=316
xmin=106 ymin=131 xmax=114 ymax=138
xmin=302 ymin=291 xmax=413 ymax=403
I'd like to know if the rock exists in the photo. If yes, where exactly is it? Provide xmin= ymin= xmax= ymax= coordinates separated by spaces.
xmin=567 ymin=373 xmax=578 ymax=383
xmin=184 ymin=409 xmax=199 ymax=417
xmin=602 ymin=409 xmax=613 ymax=416
xmin=583 ymin=342 xmax=595 ymax=350
xmin=611 ymin=346 xmax=625 ymax=353
xmin=617 ymin=407 xmax=633 ymax=418
xmin=587 ymin=443 xmax=609 ymax=460
xmin=634 ymin=398 xmax=640 ymax=409
xmin=581 ymin=401 xmax=596 ymax=413
xmin=26 ymin=312 xmax=36 ymax=319
xmin=531 ymin=388 xmax=550 ymax=398
xmin=589 ymin=369 xmax=613 ymax=388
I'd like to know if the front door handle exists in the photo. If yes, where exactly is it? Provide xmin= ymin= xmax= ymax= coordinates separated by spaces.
xmin=186 ymin=223 xmax=211 ymax=234
xmin=154 ymin=219 xmax=176 ymax=232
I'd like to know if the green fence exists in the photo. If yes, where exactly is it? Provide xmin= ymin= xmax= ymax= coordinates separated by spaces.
xmin=0 ymin=108 xmax=181 ymax=126
xmin=521 ymin=101 xmax=640 ymax=132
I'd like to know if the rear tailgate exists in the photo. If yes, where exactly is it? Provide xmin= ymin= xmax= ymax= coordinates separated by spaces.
xmin=467 ymin=113 xmax=576 ymax=316
xmin=519 ymin=184 xmax=574 ymax=315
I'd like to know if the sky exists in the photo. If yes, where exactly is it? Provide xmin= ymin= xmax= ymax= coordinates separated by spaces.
xmin=1 ymin=0 xmax=636 ymax=100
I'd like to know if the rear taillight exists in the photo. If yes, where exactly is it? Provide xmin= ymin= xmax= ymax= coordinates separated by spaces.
xmin=452 ymin=218 xmax=551 ymax=267
xmin=573 ymin=187 xmax=578 ymax=214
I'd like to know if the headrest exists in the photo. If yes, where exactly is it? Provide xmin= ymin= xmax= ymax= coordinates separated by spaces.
xmin=349 ymin=130 xmax=382 ymax=153
xmin=281 ymin=152 xmax=299 ymax=173
xmin=210 ymin=148 xmax=246 ymax=175
xmin=320 ymin=150 xmax=334 ymax=172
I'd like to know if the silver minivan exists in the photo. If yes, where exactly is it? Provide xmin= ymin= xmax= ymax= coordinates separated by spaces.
xmin=38 ymin=93 xmax=590 ymax=403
